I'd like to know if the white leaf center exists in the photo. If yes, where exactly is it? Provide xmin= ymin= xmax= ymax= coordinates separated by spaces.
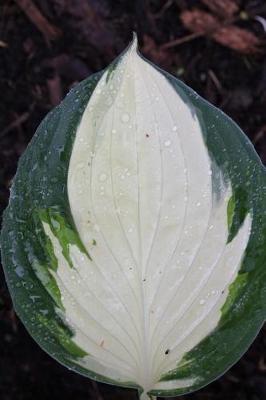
xmin=43 ymin=38 xmax=252 ymax=395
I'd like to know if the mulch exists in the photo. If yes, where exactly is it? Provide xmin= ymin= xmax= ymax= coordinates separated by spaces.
xmin=0 ymin=1 xmax=266 ymax=399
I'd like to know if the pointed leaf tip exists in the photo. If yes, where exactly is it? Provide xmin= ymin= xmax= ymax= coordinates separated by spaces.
xmin=130 ymin=31 xmax=138 ymax=52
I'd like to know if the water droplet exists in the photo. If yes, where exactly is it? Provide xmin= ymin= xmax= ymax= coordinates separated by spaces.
xmin=99 ymin=173 xmax=107 ymax=182
xmin=196 ymin=202 xmax=201 ymax=207
xmin=172 ymin=126 xmax=178 ymax=131
xmin=164 ymin=140 xmax=171 ymax=147
xmin=15 ymin=266 xmax=24 ymax=278
xmin=29 ymin=295 xmax=40 ymax=303
xmin=94 ymin=224 xmax=100 ymax=232
xmin=199 ymin=299 xmax=205 ymax=305
xmin=121 ymin=112 xmax=130 ymax=123
xmin=111 ymin=129 xmax=116 ymax=134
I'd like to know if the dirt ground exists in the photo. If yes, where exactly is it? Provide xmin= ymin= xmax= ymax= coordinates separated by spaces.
xmin=0 ymin=1 xmax=266 ymax=399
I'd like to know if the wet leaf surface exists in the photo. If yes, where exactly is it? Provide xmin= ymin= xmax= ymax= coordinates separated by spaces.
xmin=0 ymin=1 xmax=266 ymax=399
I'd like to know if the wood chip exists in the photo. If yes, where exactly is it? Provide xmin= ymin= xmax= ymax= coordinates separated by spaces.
xmin=254 ymin=125 xmax=266 ymax=144
xmin=90 ymin=381 xmax=104 ymax=400
xmin=142 ymin=35 xmax=172 ymax=69
xmin=201 ymin=0 xmax=239 ymax=19
xmin=258 ymin=356 xmax=266 ymax=371
xmin=0 ymin=40 xmax=8 ymax=48
xmin=213 ymin=25 xmax=262 ymax=54
xmin=47 ymin=74 xmax=63 ymax=106
xmin=1 ymin=109 xmax=33 ymax=137
xmin=15 ymin=0 xmax=61 ymax=42
xmin=180 ymin=9 xmax=262 ymax=54
xmin=181 ymin=9 xmax=218 ymax=34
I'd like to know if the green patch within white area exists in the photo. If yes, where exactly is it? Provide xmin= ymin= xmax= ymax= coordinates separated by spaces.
xmin=43 ymin=37 xmax=252 ymax=397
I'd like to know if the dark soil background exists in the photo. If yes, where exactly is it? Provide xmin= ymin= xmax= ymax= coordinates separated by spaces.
xmin=0 ymin=1 xmax=266 ymax=399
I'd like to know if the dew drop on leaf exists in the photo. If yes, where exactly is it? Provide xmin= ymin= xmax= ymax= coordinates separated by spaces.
xmin=99 ymin=173 xmax=107 ymax=182
xmin=121 ymin=112 xmax=130 ymax=123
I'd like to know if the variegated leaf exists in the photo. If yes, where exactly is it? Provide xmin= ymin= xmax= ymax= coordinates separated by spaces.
xmin=1 ymin=36 xmax=266 ymax=399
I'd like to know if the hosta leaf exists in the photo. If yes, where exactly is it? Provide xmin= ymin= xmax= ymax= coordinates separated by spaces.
xmin=1 ymin=36 xmax=266 ymax=399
